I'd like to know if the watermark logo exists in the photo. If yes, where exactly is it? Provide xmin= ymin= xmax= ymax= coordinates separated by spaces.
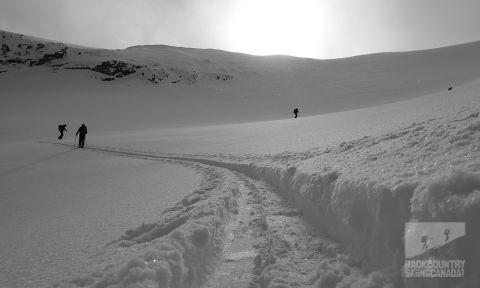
xmin=404 ymin=222 xmax=465 ymax=278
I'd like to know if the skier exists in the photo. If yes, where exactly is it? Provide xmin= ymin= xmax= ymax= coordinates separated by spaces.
xmin=293 ymin=108 xmax=299 ymax=118
xmin=58 ymin=124 xmax=67 ymax=139
xmin=75 ymin=123 xmax=88 ymax=148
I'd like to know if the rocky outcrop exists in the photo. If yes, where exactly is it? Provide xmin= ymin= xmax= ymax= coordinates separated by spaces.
xmin=1 ymin=44 xmax=10 ymax=56
xmin=34 ymin=47 xmax=67 ymax=66
xmin=0 ymin=30 xmax=235 ymax=85
xmin=91 ymin=60 xmax=141 ymax=78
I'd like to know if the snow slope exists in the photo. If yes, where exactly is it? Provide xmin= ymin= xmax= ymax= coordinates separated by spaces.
xmin=61 ymin=79 xmax=479 ymax=288
xmin=0 ymin=143 xmax=201 ymax=288
xmin=1 ymin=30 xmax=480 ymax=287
xmin=2 ymin=29 xmax=480 ymax=138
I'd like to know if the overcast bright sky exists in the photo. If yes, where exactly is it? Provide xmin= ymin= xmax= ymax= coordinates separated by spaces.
xmin=1 ymin=0 xmax=480 ymax=59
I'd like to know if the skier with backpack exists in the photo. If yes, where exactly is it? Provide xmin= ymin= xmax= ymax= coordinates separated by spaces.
xmin=58 ymin=124 xmax=67 ymax=139
xmin=75 ymin=123 xmax=88 ymax=148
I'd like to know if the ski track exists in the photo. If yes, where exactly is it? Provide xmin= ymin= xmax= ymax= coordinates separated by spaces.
xmin=47 ymin=142 xmax=369 ymax=288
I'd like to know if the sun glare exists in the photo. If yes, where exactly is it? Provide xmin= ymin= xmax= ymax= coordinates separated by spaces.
xmin=227 ymin=0 xmax=330 ymax=58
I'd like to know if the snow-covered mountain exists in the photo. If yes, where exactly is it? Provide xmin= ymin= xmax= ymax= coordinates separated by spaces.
xmin=2 ymin=29 xmax=480 ymax=138
xmin=1 ymin=30 xmax=480 ymax=288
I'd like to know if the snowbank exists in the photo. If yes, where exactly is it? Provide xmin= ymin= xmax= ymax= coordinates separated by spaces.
xmin=254 ymin=125 xmax=478 ymax=287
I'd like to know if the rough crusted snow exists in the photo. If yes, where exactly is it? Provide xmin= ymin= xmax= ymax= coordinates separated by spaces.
xmin=2 ymin=29 xmax=480 ymax=287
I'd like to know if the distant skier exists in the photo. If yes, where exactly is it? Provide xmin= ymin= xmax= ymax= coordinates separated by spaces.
xmin=448 ymin=86 xmax=453 ymax=91
xmin=75 ymin=123 xmax=88 ymax=148
xmin=58 ymin=124 xmax=67 ymax=139
xmin=293 ymin=108 xmax=299 ymax=118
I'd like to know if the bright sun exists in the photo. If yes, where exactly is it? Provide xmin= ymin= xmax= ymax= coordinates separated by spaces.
xmin=227 ymin=0 xmax=330 ymax=58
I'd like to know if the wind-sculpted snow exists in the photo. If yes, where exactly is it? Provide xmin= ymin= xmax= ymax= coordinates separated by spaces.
xmin=56 ymin=163 xmax=240 ymax=288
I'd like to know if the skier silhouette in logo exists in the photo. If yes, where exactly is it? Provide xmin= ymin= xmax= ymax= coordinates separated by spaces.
xmin=293 ymin=108 xmax=299 ymax=118
xmin=421 ymin=234 xmax=429 ymax=252
xmin=58 ymin=124 xmax=67 ymax=139
xmin=444 ymin=229 xmax=451 ymax=242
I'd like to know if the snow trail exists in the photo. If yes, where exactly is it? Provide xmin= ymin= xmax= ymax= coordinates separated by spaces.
xmin=202 ymin=176 xmax=260 ymax=288
xmin=48 ymin=142 xmax=386 ymax=287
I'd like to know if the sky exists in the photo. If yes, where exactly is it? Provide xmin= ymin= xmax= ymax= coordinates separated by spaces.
xmin=1 ymin=0 xmax=480 ymax=59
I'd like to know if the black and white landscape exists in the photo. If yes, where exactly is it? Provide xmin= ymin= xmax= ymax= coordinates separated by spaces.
xmin=1 ymin=2 xmax=480 ymax=288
